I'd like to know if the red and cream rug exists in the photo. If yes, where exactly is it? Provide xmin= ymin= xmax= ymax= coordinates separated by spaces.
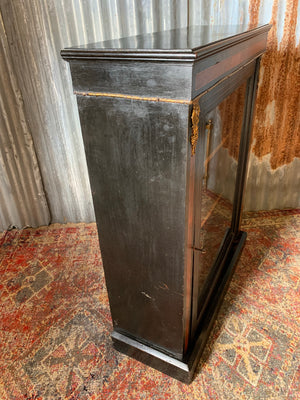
xmin=0 ymin=209 xmax=299 ymax=399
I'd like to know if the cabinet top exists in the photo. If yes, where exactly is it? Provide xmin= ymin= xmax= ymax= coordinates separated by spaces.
xmin=61 ymin=24 xmax=270 ymax=63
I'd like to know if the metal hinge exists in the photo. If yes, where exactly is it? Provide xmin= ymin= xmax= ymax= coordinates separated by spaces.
xmin=190 ymin=101 xmax=200 ymax=156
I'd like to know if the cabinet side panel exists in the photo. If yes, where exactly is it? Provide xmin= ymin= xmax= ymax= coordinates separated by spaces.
xmin=70 ymin=61 xmax=193 ymax=101
xmin=77 ymin=96 xmax=189 ymax=357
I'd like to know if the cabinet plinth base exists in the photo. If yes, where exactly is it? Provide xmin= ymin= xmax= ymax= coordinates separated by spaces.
xmin=112 ymin=331 xmax=192 ymax=383
xmin=111 ymin=231 xmax=247 ymax=384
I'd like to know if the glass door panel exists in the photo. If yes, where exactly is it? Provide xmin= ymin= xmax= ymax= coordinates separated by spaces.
xmin=193 ymin=84 xmax=246 ymax=323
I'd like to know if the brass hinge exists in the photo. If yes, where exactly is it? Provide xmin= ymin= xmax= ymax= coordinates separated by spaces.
xmin=190 ymin=101 xmax=200 ymax=156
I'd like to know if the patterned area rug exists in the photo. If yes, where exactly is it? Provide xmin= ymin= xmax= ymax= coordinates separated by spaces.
xmin=0 ymin=210 xmax=299 ymax=399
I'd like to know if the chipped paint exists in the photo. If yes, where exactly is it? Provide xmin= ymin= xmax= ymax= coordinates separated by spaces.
xmin=158 ymin=283 xmax=170 ymax=291
xmin=141 ymin=291 xmax=152 ymax=299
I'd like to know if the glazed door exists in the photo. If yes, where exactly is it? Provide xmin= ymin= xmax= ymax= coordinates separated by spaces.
xmin=191 ymin=83 xmax=247 ymax=339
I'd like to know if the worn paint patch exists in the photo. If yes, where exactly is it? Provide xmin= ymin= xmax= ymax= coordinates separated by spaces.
xmin=263 ymin=99 xmax=276 ymax=127
xmin=219 ymin=0 xmax=300 ymax=170
xmin=251 ymin=0 xmax=300 ymax=169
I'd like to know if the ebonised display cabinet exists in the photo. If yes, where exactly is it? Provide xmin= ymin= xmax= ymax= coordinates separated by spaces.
xmin=62 ymin=24 xmax=270 ymax=383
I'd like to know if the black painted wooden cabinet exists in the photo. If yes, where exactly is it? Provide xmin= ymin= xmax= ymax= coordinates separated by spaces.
xmin=62 ymin=24 xmax=270 ymax=383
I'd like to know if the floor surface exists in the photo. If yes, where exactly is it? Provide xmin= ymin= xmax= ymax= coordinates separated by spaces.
xmin=0 ymin=209 xmax=299 ymax=399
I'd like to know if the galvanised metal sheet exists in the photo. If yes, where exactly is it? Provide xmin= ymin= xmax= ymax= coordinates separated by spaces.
xmin=0 ymin=0 xmax=188 ymax=230
xmin=0 ymin=10 xmax=50 ymax=231
xmin=0 ymin=0 xmax=298 ymax=231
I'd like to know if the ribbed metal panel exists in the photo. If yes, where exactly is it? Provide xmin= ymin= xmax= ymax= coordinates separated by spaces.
xmin=0 ymin=10 xmax=50 ymax=231
xmin=0 ymin=0 xmax=96 ymax=227
xmin=0 ymin=0 xmax=298 ymax=231
xmin=189 ymin=0 xmax=250 ymax=26
xmin=245 ymin=155 xmax=300 ymax=211
xmin=0 ymin=0 xmax=188 ymax=230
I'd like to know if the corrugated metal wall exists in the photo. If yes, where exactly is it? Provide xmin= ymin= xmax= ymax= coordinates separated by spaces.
xmin=0 ymin=0 xmax=299 ymax=231
xmin=0 ymin=9 xmax=50 ymax=229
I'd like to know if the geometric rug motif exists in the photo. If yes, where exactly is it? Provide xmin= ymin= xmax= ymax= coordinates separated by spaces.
xmin=0 ymin=210 xmax=299 ymax=399
xmin=216 ymin=314 xmax=272 ymax=386
xmin=23 ymin=311 xmax=106 ymax=398
xmin=7 ymin=260 xmax=53 ymax=305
